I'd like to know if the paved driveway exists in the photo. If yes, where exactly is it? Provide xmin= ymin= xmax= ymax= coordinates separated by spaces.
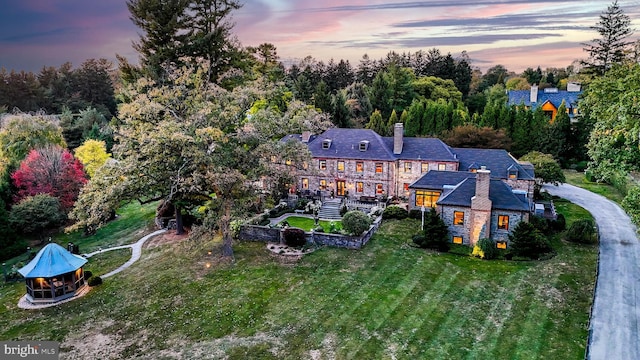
xmin=543 ymin=184 xmax=640 ymax=360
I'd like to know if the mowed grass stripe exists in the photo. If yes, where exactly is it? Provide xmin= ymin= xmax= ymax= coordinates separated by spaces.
xmin=348 ymin=258 xmax=463 ymax=358
xmin=344 ymin=256 xmax=427 ymax=358
xmin=464 ymin=268 xmax=530 ymax=360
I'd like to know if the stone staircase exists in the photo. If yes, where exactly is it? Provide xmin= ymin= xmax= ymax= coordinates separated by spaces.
xmin=317 ymin=198 xmax=343 ymax=220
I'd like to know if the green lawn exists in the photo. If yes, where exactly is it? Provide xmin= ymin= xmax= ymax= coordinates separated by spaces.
xmin=278 ymin=215 xmax=342 ymax=232
xmin=4 ymin=202 xmax=157 ymax=268
xmin=0 ymin=202 xmax=597 ymax=359
xmin=563 ymin=170 xmax=625 ymax=204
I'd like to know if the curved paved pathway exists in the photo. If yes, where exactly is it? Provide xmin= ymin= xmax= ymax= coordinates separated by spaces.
xmin=84 ymin=229 xmax=167 ymax=279
xmin=543 ymin=184 xmax=639 ymax=360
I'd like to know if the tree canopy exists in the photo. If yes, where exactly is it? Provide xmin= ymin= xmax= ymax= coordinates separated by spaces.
xmin=582 ymin=0 xmax=634 ymax=76
xmin=71 ymin=61 xmax=330 ymax=255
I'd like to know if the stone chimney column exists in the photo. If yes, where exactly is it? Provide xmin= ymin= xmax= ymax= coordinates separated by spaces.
xmin=473 ymin=167 xmax=491 ymax=202
xmin=301 ymin=131 xmax=311 ymax=143
xmin=470 ymin=167 xmax=492 ymax=245
xmin=393 ymin=123 xmax=403 ymax=155
xmin=530 ymin=84 xmax=538 ymax=103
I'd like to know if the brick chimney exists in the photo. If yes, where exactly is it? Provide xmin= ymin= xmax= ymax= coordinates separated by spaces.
xmin=530 ymin=84 xmax=538 ymax=103
xmin=393 ymin=123 xmax=403 ymax=155
xmin=301 ymin=131 xmax=311 ymax=143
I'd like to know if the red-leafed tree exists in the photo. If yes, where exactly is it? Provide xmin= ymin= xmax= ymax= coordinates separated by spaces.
xmin=11 ymin=146 xmax=87 ymax=210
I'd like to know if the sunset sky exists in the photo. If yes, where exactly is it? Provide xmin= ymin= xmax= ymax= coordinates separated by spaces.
xmin=2 ymin=1 xmax=640 ymax=74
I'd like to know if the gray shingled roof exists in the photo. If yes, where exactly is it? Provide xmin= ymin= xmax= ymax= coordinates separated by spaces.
xmin=306 ymin=128 xmax=396 ymax=160
xmin=382 ymin=136 xmax=458 ymax=161
xmin=507 ymin=89 xmax=581 ymax=117
xmin=409 ymin=170 xmax=474 ymax=190
xmin=437 ymin=178 xmax=530 ymax=211
xmin=453 ymin=148 xmax=534 ymax=180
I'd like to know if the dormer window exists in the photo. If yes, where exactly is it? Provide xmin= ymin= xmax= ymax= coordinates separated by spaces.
xmin=507 ymin=165 xmax=518 ymax=179
xmin=322 ymin=139 xmax=332 ymax=150
xmin=359 ymin=140 xmax=369 ymax=151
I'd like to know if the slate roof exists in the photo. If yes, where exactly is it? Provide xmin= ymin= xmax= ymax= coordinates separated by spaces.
xmin=382 ymin=136 xmax=457 ymax=161
xmin=409 ymin=170 xmax=474 ymax=190
xmin=507 ymin=89 xmax=581 ymax=116
xmin=288 ymin=128 xmax=458 ymax=162
xmin=305 ymin=128 xmax=396 ymax=160
xmin=18 ymin=243 xmax=87 ymax=278
xmin=437 ymin=178 xmax=530 ymax=211
xmin=452 ymin=148 xmax=534 ymax=180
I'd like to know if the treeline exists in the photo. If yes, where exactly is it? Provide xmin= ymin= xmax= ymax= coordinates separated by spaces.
xmin=0 ymin=59 xmax=116 ymax=118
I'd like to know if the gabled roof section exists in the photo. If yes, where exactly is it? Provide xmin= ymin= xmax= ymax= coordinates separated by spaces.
xmin=306 ymin=128 xmax=396 ymax=160
xmin=18 ymin=243 xmax=87 ymax=278
xmin=437 ymin=179 xmax=530 ymax=211
xmin=409 ymin=170 xmax=474 ymax=190
xmin=382 ymin=136 xmax=458 ymax=162
xmin=452 ymin=148 xmax=534 ymax=180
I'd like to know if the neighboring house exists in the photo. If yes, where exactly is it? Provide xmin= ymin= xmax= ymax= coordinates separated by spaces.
xmin=408 ymin=168 xmax=531 ymax=247
xmin=507 ymin=82 xmax=582 ymax=121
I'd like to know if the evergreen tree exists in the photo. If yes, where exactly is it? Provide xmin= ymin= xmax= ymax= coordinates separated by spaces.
xmin=368 ymin=70 xmax=393 ymax=119
xmin=331 ymin=91 xmax=350 ymax=128
xmin=405 ymin=100 xmax=423 ymax=136
xmin=582 ymin=0 xmax=633 ymax=76
xmin=126 ymin=0 xmax=189 ymax=78
xmin=385 ymin=110 xmax=398 ymax=136
xmin=366 ymin=110 xmax=387 ymax=135
xmin=313 ymin=81 xmax=332 ymax=114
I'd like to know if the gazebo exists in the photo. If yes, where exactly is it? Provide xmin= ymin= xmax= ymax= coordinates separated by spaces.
xmin=18 ymin=243 xmax=87 ymax=304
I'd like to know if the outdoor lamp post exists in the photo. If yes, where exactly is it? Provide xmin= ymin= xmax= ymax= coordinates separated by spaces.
xmin=421 ymin=205 xmax=425 ymax=231
xmin=2 ymin=263 xmax=6 ymax=282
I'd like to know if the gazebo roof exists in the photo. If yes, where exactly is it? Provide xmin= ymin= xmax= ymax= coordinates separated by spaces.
xmin=18 ymin=243 xmax=87 ymax=278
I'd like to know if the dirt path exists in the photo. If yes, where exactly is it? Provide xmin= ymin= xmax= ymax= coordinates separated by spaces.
xmin=543 ymin=183 xmax=640 ymax=360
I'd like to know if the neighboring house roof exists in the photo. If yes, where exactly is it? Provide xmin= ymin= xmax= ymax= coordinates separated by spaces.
xmin=382 ymin=136 xmax=458 ymax=162
xmin=305 ymin=128 xmax=396 ymax=160
xmin=453 ymin=148 xmax=534 ymax=180
xmin=507 ymin=89 xmax=581 ymax=113
xmin=409 ymin=170 xmax=474 ymax=190
xmin=437 ymin=178 xmax=530 ymax=212
xmin=18 ymin=243 xmax=87 ymax=278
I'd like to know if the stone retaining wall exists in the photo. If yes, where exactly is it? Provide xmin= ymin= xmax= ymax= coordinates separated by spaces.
xmin=239 ymin=216 xmax=382 ymax=250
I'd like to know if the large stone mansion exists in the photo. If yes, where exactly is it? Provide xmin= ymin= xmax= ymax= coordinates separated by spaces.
xmin=283 ymin=123 xmax=536 ymax=246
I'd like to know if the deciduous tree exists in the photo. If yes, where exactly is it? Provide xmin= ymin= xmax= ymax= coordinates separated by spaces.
xmin=11 ymin=146 xmax=87 ymax=210
xmin=74 ymin=139 xmax=111 ymax=178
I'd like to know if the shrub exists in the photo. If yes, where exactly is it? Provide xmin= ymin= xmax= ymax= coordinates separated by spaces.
xmin=296 ymin=198 xmax=309 ymax=210
xmin=477 ymin=238 xmax=498 ymax=260
xmin=88 ymin=276 xmax=103 ymax=286
xmin=508 ymin=222 xmax=552 ymax=259
xmin=408 ymin=209 xmax=422 ymax=219
xmin=412 ymin=209 xmax=449 ymax=252
xmin=8 ymin=194 xmax=66 ymax=235
xmin=312 ymin=226 xmax=324 ymax=233
xmin=382 ymin=205 xmax=408 ymax=220
xmin=342 ymin=210 xmax=372 ymax=235
xmin=550 ymin=214 xmax=566 ymax=232
xmin=622 ymin=185 xmax=640 ymax=226
xmin=565 ymin=219 xmax=598 ymax=244
xmin=84 ymin=270 xmax=93 ymax=280
xmin=283 ymin=228 xmax=306 ymax=247
xmin=340 ymin=205 xmax=348 ymax=216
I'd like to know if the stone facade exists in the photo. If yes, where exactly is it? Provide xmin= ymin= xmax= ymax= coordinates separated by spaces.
xmin=441 ymin=206 xmax=529 ymax=246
